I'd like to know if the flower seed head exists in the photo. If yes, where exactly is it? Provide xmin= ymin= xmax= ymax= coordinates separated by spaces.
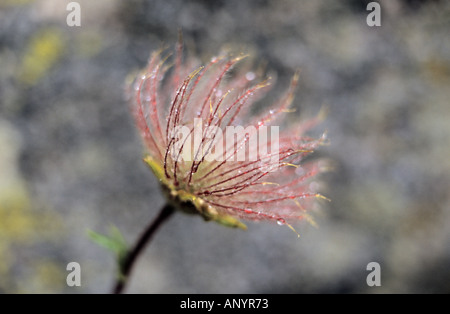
xmin=127 ymin=41 xmax=328 ymax=235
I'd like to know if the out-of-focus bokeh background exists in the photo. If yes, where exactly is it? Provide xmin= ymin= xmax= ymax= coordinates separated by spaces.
xmin=1 ymin=0 xmax=449 ymax=293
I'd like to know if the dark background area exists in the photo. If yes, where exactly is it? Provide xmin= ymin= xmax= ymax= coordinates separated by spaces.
xmin=0 ymin=0 xmax=449 ymax=293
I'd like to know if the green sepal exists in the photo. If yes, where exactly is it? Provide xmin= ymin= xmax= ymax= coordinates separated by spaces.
xmin=143 ymin=155 xmax=169 ymax=186
xmin=212 ymin=215 xmax=247 ymax=230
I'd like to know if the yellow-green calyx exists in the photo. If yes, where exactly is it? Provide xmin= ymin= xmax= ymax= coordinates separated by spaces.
xmin=143 ymin=155 xmax=247 ymax=230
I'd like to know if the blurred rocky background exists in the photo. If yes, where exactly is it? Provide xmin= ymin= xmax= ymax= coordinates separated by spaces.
xmin=0 ymin=0 xmax=449 ymax=293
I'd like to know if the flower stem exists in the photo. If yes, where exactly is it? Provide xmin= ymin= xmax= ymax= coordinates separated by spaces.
xmin=113 ymin=203 xmax=175 ymax=294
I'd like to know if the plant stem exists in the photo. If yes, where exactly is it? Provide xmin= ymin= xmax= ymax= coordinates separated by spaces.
xmin=113 ymin=203 xmax=175 ymax=294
